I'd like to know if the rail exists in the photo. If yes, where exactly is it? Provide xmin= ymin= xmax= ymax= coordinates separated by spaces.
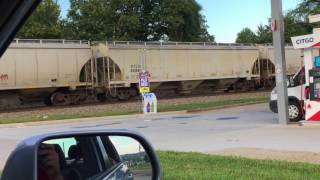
xmin=12 ymin=39 xmax=90 ymax=45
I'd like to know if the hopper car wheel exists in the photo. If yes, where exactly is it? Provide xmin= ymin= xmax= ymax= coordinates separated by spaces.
xmin=97 ymin=93 xmax=107 ymax=102
xmin=51 ymin=92 xmax=70 ymax=106
xmin=117 ymin=89 xmax=131 ymax=100
xmin=44 ymin=96 xmax=53 ymax=106
xmin=72 ymin=94 xmax=87 ymax=105
xmin=233 ymin=82 xmax=244 ymax=92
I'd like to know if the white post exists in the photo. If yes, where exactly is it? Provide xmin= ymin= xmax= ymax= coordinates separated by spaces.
xmin=271 ymin=0 xmax=289 ymax=124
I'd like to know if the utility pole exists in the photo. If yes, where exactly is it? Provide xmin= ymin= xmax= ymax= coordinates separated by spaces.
xmin=271 ymin=0 xmax=289 ymax=124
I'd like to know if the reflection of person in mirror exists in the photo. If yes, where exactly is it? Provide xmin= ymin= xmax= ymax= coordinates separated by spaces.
xmin=38 ymin=144 xmax=64 ymax=180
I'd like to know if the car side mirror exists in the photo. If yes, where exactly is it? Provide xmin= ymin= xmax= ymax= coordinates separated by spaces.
xmin=1 ymin=130 xmax=161 ymax=180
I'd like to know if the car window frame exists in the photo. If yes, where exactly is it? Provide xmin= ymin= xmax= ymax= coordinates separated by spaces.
xmin=100 ymin=136 xmax=121 ymax=163
xmin=88 ymin=136 xmax=105 ymax=172
xmin=88 ymin=136 xmax=126 ymax=180
xmin=95 ymin=136 xmax=111 ymax=169
xmin=75 ymin=136 xmax=105 ymax=179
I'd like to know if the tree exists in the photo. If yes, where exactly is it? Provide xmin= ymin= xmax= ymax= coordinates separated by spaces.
xmin=65 ymin=0 xmax=116 ymax=41
xmin=235 ymin=14 xmax=313 ymax=44
xmin=256 ymin=24 xmax=272 ymax=44
xmin=284 ymin=13 xmax=312 ymax=43
xmin=65 ymin=0 xmax=159 ymax=41
xmin=252 ymin=18 xmax=308 ymax=44
xmin=236 ymin=28 xmax=257 ymax=43
xmin=289 ymin=0 xmax=320 ymax=22
xmin=199 ymin=16 xmax=215 ymax=42
xmin=235 ymin=24 xmax=272 ymax=44
xmin=16 ymin=0 xmax=62 ymax=39
xmin=137 ymin=0 xmax=163 ymax=41
xmin=160 ymin=0 xmax=213 ymax=42
xmin=65 ymin=0 xmax=214 ymax=42
xmin=281 ymin=0 xmax=318 ymax=43
xmin=235 ymin=0 xmax=320 ymax=44
xmin=282 ymin=0 xmax=317 ymax=41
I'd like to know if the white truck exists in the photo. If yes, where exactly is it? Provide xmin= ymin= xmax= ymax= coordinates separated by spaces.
xmin=269 ymin=67 xmax=305 ymax=122
xmin=270 ymin=22 xmax=320 ymax=122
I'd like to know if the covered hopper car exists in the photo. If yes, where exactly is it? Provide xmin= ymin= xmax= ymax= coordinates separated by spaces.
xmin=0 ymin=39 xmax=303 ymax=106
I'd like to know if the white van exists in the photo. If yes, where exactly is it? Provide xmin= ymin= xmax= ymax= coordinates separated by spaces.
xmin=269 ymin=67 xmax=306 ymax=122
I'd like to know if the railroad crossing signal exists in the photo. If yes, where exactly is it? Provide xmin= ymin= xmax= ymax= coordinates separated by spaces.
xmin=139 ymin=71 xmax=150 ymax=94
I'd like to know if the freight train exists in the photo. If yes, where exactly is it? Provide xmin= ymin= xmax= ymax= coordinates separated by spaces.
xmin=0 ymin=39 xmax=303 ymax=105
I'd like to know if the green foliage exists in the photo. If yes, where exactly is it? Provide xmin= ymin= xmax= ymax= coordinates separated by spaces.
xmin=18 ymin=0 xmax=214 ymax=41
xmin=235 ymin=24 xmax=272 ymax=44
xmin=236 ymin=28 xmax=258 ymax=43
xmin=289 ymin=0 xmax=320 ymax=22
xmin=256 ymin=24 xmax=272 ymax=44
xmin=64 ymin=0 xmax=116 ymax=40
xmin=65 ymin=0 xmax=214 ymax=42
xmin=283 ymin=13 xmax=313 ymax=43
xmin=160 ymin=0 xmax=214 ymax=42
xmin=236 ymin=0 xmax=319 ymax=44
xmin=282 ymin=0 xmax=317 ymax=41
xmin=16 ymin=0 xmax=62 ymax=39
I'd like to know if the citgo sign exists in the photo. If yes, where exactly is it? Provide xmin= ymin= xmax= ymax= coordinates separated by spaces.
xmin=291 ymin=34 xmax=318 ymax=49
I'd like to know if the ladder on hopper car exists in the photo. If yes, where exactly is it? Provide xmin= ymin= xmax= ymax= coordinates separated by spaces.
xmin=90 ymin=43 xmax=127 ymax=97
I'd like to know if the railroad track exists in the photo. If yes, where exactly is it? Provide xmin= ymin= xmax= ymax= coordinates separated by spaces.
xmin=0 ymin=89 xmax=271 ymax=113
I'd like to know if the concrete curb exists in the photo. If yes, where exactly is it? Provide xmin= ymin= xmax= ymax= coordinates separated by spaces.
xmin=0 ymin=110 xmax=187 ymax=128
xmin=299 ymin=120 xmax=320 ymax=127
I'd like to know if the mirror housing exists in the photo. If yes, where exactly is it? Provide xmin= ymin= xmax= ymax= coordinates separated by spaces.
xmin=1 ymin=130 xmax=161 ymax=180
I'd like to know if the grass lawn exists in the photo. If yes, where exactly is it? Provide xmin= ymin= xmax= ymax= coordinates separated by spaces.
xmin=2 ymin=150 xmax=318 ymax=179
xmin=158 ymin=96 xmax=268 ymax=112
xmin=0 ymin=96 xmax=268 ymax=124
xmin=0 ymin=110 xmax=136 ymax=124
xmin=159 ymin=151 xmax=320 ymax=180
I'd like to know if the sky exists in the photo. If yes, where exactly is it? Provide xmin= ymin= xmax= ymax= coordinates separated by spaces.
xmin=58 ymin=0 xmax=301 ymax=43
xmin=197 ymin=0 xmax=301 ymax=43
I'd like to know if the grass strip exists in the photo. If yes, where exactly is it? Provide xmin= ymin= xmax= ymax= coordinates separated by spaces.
xmin=0 ymin=96 xmax=268 ymax=124
xmin=158 ymin=151 xmax=320 ymax=180
xmin=158 ymin=96 xmax=268 ymax=112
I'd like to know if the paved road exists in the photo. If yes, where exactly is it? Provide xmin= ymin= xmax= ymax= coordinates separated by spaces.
xmin=1 ymin=103 xmax=320 ymax=168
